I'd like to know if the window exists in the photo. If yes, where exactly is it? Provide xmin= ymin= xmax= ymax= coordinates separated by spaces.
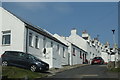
xmin=92 ymin=41 xmax=94 ymax=43
xmin=29 ymin=33 xmax=33 ymax=47
xmin=105 ymin=46 xmax=107 ymax=48
xmin=63 ymin=47 xmax=65 ymax=58
xmin=43 ymin=37 xmax=46 ymax=48
xmin=73 ymin=48 xmax=75 ymax=56
xmin=51 ymin=42 xmax=53 ymax=47
xmin=35 ymin=36 xmax=39 ymax=49
xmin=98 ymin=51 xmax=100 ymax=53
xmin=2 ymin=30 xmax=11 ymax=45
xmin=90 ymin=52 xmax=91 ymax=54
xmin=80 ymin=51 xmax=82 ymax=58
xmin=28 ymin=54 xmax=36 ymax=61
xmin=57 ymin=44 xmax=59 ymax=51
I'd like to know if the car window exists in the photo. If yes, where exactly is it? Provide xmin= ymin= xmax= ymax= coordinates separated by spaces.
xmin=28 ymin=54 xmax=36 ymax=61
xmin=7 ymin=51 xmax=19 ymax=56
xmin=18 ymin=52 xmax=25 ymax=57
xmin=94 ymin=57 xmax=101 ymax=59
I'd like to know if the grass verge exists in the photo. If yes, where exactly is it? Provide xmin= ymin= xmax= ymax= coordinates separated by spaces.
xmin=109 ymin=68 xmax=120 ymax=72
xmin=2 ymin=66 xmax=47 ymax=79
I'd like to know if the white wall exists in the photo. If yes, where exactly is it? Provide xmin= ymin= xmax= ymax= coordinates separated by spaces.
xmin=53 ymin=34 xmax=69 ymax=66
xmin=72 ymin=46 xmax=83 ymax=65
xmin=101 ymin=51 xmax=109 ymax=63
xmin=111 ymin=55 xmax=115 ymax=61
xmin=67 ymin=29 xmax=87 ymax=52
xmin=42 ymin=48 xmax=53 ymax=68
xmin=0 ymin=7 xmax=2 ymax=55
xmin=54 ymin=34 xmax=83 ymax=66
xmin=0 ymin=7 xmax=25 ymax=54
xmin=27 ymin=29 xmax=68 ymax=68
xmin=27 ymin=29 xmax=44 ymax=58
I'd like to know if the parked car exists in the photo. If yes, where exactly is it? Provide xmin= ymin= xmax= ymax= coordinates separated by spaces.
xmin=2 ymin=51 xmax=49 ymax=72
xmin=91 ymin=57 xmax=104 ymax=65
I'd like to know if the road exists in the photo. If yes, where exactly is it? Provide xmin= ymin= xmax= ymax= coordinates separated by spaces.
xmin=47 ymin=65 xmax=120 ymax=79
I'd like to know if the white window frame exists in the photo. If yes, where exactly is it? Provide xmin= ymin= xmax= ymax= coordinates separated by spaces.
xmin=35 ymin=36 xmax=39 ymax=49
xmin=2 ymin=30 xmax=11 ymax=46
xmin=63 ymin=47 xmax=65 ymax=58
xmin=29 ymin=33 xmax=33 ymax=47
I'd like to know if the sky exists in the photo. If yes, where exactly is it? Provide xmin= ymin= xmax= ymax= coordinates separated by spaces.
xmin=2 ymin=2 xmax=118 ymax=47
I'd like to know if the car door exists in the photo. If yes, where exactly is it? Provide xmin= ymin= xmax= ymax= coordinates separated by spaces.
xmin=16 ymin=52 xmax=30 ymax=68
xmin=7 ymin=52 xmax=20 ymax=66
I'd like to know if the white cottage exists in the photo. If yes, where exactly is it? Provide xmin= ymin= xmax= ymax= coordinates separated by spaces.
xmin=65 ymin=29 xmax=88 ymax=64
xmin=54 ymin=34 xmax=84 ymax=65
xmin=0 ymin=7 xmax=68 ymax=68
xmin=67 ymin=29 xmax=105 ymax=64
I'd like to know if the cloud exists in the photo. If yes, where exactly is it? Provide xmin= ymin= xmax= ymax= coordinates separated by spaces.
xmin=13 ymin=2 xmax=48 ymax=11
xmin=10 ymin=2 xmax=72 ymax=13
xmin=52 ymin=3 xmax=73 ymax=13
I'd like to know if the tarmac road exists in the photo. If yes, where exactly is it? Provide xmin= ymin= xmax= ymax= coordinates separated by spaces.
xmin=47 ymin=65 xmax=120 ymax=79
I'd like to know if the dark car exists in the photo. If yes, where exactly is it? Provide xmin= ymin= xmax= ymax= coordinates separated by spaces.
xmin=2 ymin=51 xmax=49 ymax=72
xmin=91 ymin=57 xmax=104 ymax=65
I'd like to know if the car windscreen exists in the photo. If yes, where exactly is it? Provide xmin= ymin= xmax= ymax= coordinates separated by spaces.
xmin=28 ymin=54 xmax=40 ymax=61
xmin=94 ymin=57 xmax=102 ymax=60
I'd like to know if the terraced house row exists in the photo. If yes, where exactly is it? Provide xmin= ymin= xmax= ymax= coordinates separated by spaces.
xmin=0 ymin=7 xmax=116 ymax=68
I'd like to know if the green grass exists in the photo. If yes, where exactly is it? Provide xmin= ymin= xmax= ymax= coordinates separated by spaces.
xmin=2 ymin=66 xmax=47 ymax=79
xmin=109 ymin=68 xmax=120 ymax=72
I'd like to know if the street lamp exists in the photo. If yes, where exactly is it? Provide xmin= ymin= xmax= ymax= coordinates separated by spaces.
xmin=112 ymin=30 xmax=115 ymax=45
xmin=111 ymin=29 xmax=117 ymax=68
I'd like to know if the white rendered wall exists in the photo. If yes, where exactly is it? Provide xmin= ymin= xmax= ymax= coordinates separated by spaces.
xmin=53 ymin=34 xmax=69 ymax=66
xmin=101 ymin=52 xmax=109 ymax=63
xmin=111 ymin=55 xmax=115 ymax=61
xmin=27 ymin=29 xmax=68 ymax=68
xmin=54 ymin=34 xmax=83 ymax=66
xmin=42 ymin=48 xmax=53 ymax=68
xmin=67 ymin=29 xmax=87 ymax=52
xmin=0 ymin=7 xmax=2 ymax=55
xmin=0 ymin=7 xmax=25 ymax=54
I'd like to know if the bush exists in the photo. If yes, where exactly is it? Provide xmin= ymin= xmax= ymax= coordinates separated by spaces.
xmin=107 ymin=61 xmax=115 ymax=70
xmin=116 ymin=61 xmax=120 ymax=68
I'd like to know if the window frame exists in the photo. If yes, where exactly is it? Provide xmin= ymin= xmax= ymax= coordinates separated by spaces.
xmin=2 ymin=30 xmax=11 ymax=46
xmin=35 ymin=36 xmax=39 ymax=49
xmin=29 ymin=33 xmax=33 ymax=47
xmin=63 ymin=47 xmax=65 ymax=58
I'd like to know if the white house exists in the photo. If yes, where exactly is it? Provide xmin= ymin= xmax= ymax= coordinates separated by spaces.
xmin=54 ymin=34 xmax=84 ymax=65
xmin=0 ymin=7 xmax=68 ymax=68
xmin=66 ymin=29 xmax=88 ymax=64
xmin=66 ymin=29 xmax=107 ymax=64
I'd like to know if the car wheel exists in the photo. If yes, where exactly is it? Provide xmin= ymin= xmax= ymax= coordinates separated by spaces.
xmin=30 ymin=65 xmax=37 ymax=72
xmin=2 ymin=61 xmax=8 ymax=66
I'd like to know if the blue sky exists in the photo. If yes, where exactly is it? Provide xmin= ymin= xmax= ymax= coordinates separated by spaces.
xmin=2 ymin=2 xmax=118 ymax=47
